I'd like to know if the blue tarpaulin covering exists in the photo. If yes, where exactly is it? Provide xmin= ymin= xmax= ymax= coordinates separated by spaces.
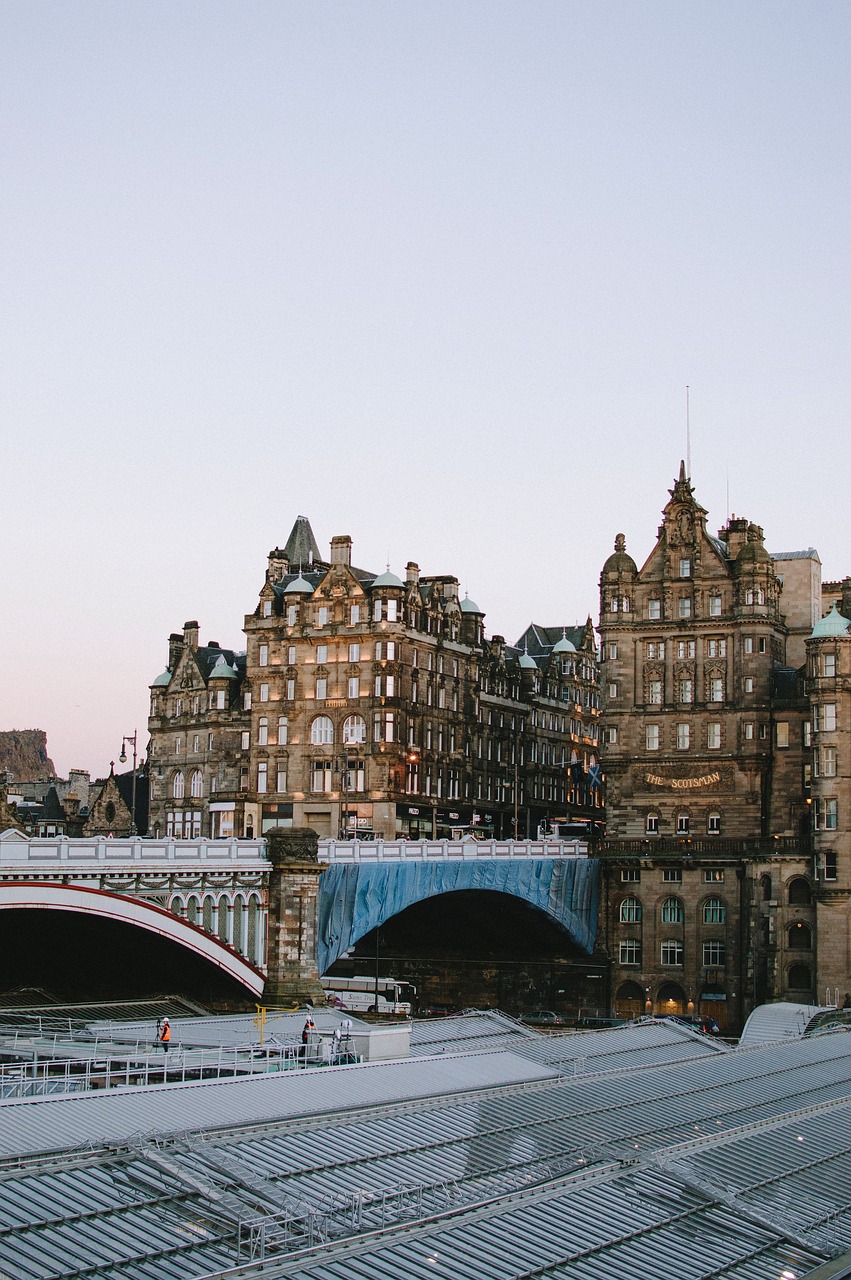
xmin=318 ymin=858 xmax=600 ymax=974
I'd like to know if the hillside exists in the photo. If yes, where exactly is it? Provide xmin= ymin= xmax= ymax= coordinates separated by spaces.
xmin=0 ymin=730 xmax=56 ymax=782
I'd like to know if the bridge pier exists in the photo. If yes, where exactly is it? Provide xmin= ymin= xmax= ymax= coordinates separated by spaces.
xmin=263 ymin=827 xmax=326 ymax=1007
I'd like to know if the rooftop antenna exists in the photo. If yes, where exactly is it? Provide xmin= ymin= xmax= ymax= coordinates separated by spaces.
xmin=686 ymin=385 xmax=691 ymax=479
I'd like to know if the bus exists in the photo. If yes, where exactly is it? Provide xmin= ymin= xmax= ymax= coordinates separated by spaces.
xmin=321 ymin=976 xmax=417 ymax=1016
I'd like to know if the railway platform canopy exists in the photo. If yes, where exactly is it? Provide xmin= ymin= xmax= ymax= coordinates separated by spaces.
xmin=0 ymin=1011 xmax=850 ymax=1279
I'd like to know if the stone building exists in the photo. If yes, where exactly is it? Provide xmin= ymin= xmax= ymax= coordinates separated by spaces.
xmin=597 ymin=464 xmax=814 ymax=1031
xmin=805 ymin=586 xmax=851 ymax=1004
xmin=148 ymin=517 xmax=600 ymax=843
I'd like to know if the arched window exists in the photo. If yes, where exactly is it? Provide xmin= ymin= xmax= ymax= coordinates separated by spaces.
xmin=202 ymin=896 xmax=214 ymax=932
xmin=788 ymin=878 xmax=812 ymax=905
xmin=788 ymin=964 xmax=812 ymax=990
xmin=310 ymin=715 xmax=334 ymax=745
xmin=761 ymin=874 xmax=772 ymax=901
xmin=186 ymin=897 xmax=199 ymax=925
xmin=172 ymin=771 xmax=185 ymax=799
xmin=343 ymin=714 xmax=367 ymax=744
xmin=247 ymin=895 xmax=258 ymax=963
xmin=190 ymin=769 xmax=203 ymax=798
xmin=232 ymin=894 xmax=244 ymax=954
xmin=661 ymin=897 xmax=684 ymax=924
xmin=105 ymin=800 xmax=116 ymax=824
xmin=676 ymin=812 xmax=690 ymax=835
xmin=217 ymin=899 xmax=228 ymax=942
xmin=646 ymin=813 xmax=660 ymax=835
xmin=788 ymin=922 xmax=812 ymax=949
xmin=707 ymin=812 xmax=721 ymax=835
xmin=703 ymin=897 xmax=726 ymax=924
xmin=619 ymin=896 xmax=642 ymax=923
xmin=614 ymin=981 xmax=645 ymax=1019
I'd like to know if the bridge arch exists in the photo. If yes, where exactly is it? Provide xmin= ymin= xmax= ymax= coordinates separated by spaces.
xmin=0 ymin=882 xmax=266 ymax=996
xmin=318 ymin=858 xmax=599 ymax=973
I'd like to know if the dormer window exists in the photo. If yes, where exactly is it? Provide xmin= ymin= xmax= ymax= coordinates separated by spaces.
xmin=679 ymin=557 xmax=691 ymax=578
xmin=648 ymin=598 xmax=661 ymax=619
xmin=263 ymin=600 xmax=272 ymax=618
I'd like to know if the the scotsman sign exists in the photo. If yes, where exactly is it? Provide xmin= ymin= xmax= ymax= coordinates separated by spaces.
xmin=645 ymin=771 xmax=722 ymax=790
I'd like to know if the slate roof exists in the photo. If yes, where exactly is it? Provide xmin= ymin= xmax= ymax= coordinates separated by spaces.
xmin=282 ymin=515 xmax=321 ymax=567
xmin=516 ymin=622 xmax=588 ymax=659
xmin=114 ymin=770 xmax=150 ymax=836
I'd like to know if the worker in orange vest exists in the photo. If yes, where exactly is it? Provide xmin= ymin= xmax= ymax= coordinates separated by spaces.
xmin=158 ymin=1017 xmax=171 ymax=1053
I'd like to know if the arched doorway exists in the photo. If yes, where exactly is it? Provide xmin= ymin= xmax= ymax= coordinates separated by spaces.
xmin=699 ymin=988 xmax=728 ymax=1033
xmin=614 ymin=980 xmax=645 ymax=1020
xmin=655 ymin=982 xmax=686 ymax=1018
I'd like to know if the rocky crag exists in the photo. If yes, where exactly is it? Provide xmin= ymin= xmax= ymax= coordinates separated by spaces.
xmin=0 ymin=730 xmax=56 ymax=782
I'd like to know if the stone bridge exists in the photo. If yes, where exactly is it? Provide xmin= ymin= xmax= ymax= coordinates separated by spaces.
xmin=0 ymin=829 xmax=598 ymax=1003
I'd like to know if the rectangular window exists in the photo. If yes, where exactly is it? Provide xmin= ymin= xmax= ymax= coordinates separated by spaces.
xmin=387 ymin=599 xmax=398 ymax=622
xmin=821 ymin=704 xmax=838 ymax=732
xmin=758 ymin=637 xmax=767 ymax=653
xmin=259 ymin=684 xmax=269 ymax=702
xmin=707 ymin=639 xmax=727 ymax=657
xmin=744 ymin=677 xmax=754 ymax=693
xmin=679 ymin=558 xmax=691 ymax=578
xmin=661 ymin=940 xmax=684 ymax=966
xmin=662 ymin=867 xmax=682 ymax=882
xmin=679 ymin=679 xmax=693 ymax=704
xmin=259 ymin=644 xmax=268 ymax=666
xmin=373 ymin=599 xmax=382 ymax=621
xmin=744 ymin=721 xmax=754 ymax=740
xmin=350 ymin=604 xmax=360 ymax=625
xmin=647 ymin=642 xmax=665 ymax=660
xmin=620 ymin=867 xmax=640 ymax=882
xmin=744 ymin=637 xmax=754 ymax=654
xmin=276 ymin=768 xmax=287 ymax=793
xmin=287 ymin=646 xmax=296 ymax=665
xmin=277 ymin=716 xmax=288 ymax=744
xmin=648 ymin=599 xmax=661 ymax=619
xmin=677 ymin=640 xmax=695 ymax=659
xmin=315 ymin=678 xmax=327 ymax=700
xmin=348 ymin=676 xmax=360 ymax=698
xmin=385 ymin=712 xmax=395 ymax=742
xmin=702 ymin=940 xmax=726 ymax=967
xmin=704 ymin=868 xmax=725 ymax=882
xmin=823 ymin=652 xmax=837 ymax=677
xmin=607 ymin=727 xmax=618 ymax=744
xmin=257 ymin=762 xmax=267 ymax=794
xmin=386 ymin=675 xmax=396 ymax=696
xmin=709 ymin=594 xmax=722 ymax=617
xmin=216 ymin=691 xmax=225 ymax=710
xmin=815 ymin=798 xmax=838 ymax=830
xmin=608 ymin=643 xmax=618 ymax=660
xmin=709 ymin=677 xmax=723 ymax=702
xmin=776 ymin=721 xmax=789 ymax=748
xmin=208 ymin=732 xmax=214 ymax=750
xmin=608 ymin=682 xmax=618 ymax=698
xmin=677 ymin=723 xmax=690 ymax=750
xmin=193 ymin=735 xmax=199 ymax=753
xmin=286 ymin=678 xmax=295 ymax=700
xmin=349 ymin=643 xmax=360 ymax=662
xmin=318 ymin=606 xmax=328 ymax=626
xmin=646 ymin=724 xmax=660 ymax=750
xmin=825 ymin=851 xmax=838 ymax=881
xmin=374 ymin=675 xmax=382 ymax=696
xmin=241 ymin=731 xmax=250 ymax=750
xmin=679 ymin=597 xmax=692 ymax=618
xmin=311 ymin=761 xmax=333 ymax=793
xmin=316 ymin=644 xmax=327 ymax=664
xmin=707 ymin=722 xmax=721 ymax=749
xmin=287 ymin=605 xmax=297 ymax=626
xmin=263 ymin=600 xmax=272 ymax=617
xmin=820 ymin=746 xmax=837 ymax=777
xmin=804 ymin=721 xmax=812 ymax=746
xmin=708 ymin=813 xmax=721 ymax=834
xmin=649 ymin=679 xmax=662 ymax=704
xmin=619 ymin=939 xmax=641 ymax=965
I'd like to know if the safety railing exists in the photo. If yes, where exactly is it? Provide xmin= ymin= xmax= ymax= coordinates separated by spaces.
xmin=319 ymin=838 xmax=589 ymax=863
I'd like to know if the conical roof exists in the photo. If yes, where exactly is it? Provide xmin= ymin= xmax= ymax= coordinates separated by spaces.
xmin=151 ymin=669 xmax=172 ymax=687
xmin=811 ymin=604 xmax=851 ymax=638
xmin=372 ymin=569 xmax=404 ymax=588
xmin=284 ymin=574 xmax=314 ymax=595
xmin=460 ymin=595 xmax=482 ymax=614
xmin=209 ymin=655 xmax=238 ymax=680
xmin=282 ymin=516 xmax=321 ymax=567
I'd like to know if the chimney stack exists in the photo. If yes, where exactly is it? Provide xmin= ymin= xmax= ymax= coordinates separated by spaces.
xmin=330 ymin=535 xmax=352 ymax=567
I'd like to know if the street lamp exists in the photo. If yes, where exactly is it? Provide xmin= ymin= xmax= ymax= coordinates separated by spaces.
xmin=118 ymin=731 xmax=138 ymax=836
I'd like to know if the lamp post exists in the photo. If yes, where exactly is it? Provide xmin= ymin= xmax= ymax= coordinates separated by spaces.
xmin=119 ymin=731 xmax=138 ymax=836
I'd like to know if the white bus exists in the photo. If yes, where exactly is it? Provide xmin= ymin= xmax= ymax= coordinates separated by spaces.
xmin=321 ymin=976 xmax=416 ymax=1016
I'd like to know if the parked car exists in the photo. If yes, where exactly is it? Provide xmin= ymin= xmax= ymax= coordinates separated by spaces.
xmin=520 ymin=1010 xmax=566 ymax=1027
xmin=421 ymin=1004 xmax=461 ymax=1018
xmin=576 ymin=1016 xmax=629 ymax=1030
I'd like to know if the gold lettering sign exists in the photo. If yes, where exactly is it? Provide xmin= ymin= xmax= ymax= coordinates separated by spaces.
xmin=645 ymin=772 xmax=721 ymax=790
